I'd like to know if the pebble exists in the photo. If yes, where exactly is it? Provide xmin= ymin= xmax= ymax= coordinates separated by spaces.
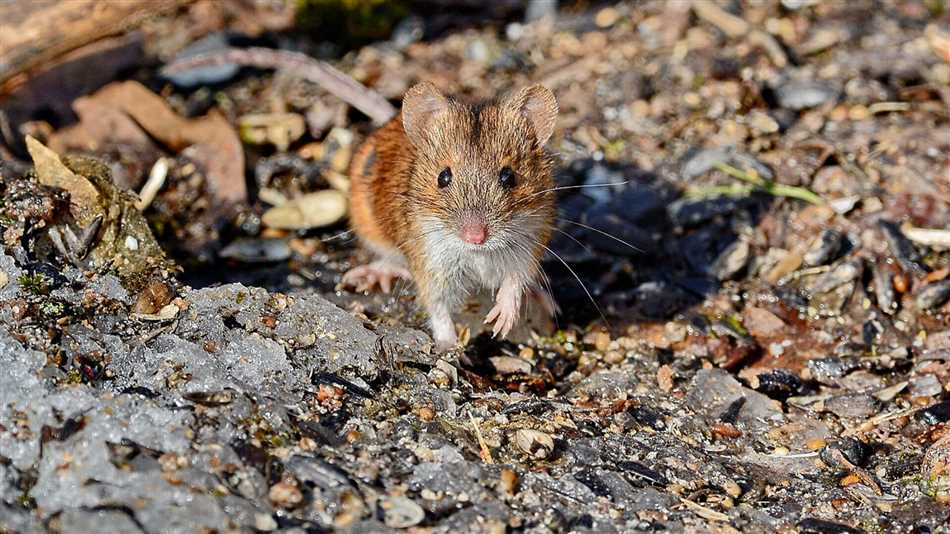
xmin=871 ymin=264 xmax=898 ymax=315
xmin=917 ymin=401 xmax=950 ymax=426
xmin=747 ymin=110 xmax=779 ymax=134
xmin=916 ymin=280 xmax=950 ymax=311
xmin=811 ymin=260 xmax=862 ymax=295
xmin=133 ymin=279 xmax=175 ymax=315
xmin=489 ymin=356 xmax=533 ymax=375
xmin=824 ymin=393 xmax=879 ymax=419
xmin=909 ymin=374 xmax=942 ymax=397
xmin=595 ymin=7 xmax=621 ymax=28
xmin=922 ymin=434 xmax=950 ymax=504
xmin=219 ymin=238 xmax=292 ymax=263
xmin=820 ymin=438 xmax=869 ymax=469
xmin=775 ymin=81 xmax=839 ymax=110
xmin=380 ymin=496 xmax=425 ymax=528
xmin=514 ymin=429 xmax=555 ymax=459
xmin=880 ymin=221 xmax=928 ymax=276
xmin=803 ymin=229 xmax=844 ymax=267
xmin=268 ymin=479 xmax=303 ymax=509
xmin=708 ymin=239 xmax=750 ymax=281
xmin=261 ymin=190 xmax=347 ymax=230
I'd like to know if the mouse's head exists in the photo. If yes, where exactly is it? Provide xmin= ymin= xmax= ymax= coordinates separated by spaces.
xmin=401 ymin=82 xmax=558 ymax=253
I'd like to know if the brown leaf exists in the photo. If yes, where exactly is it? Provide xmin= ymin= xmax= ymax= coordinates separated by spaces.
xmin=51 ymin=80 xmax=246 ymax=206
xmin=25 ymin=136 xmax=100 ymax=225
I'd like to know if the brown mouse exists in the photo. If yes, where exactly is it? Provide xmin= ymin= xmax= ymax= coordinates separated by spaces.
xmin=343 ymin=82 xmax=559 ymax=350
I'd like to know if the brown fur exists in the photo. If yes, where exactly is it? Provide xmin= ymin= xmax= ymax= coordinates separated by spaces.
xmin=348 ymin=83 xmax=558 ymax=320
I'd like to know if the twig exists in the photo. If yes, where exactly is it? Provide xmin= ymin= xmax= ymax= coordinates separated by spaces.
xmin=469 ymin=412 xmax=494 ymax=464
xmin=901 ymin=224 xmax=950 ymax=248
xmin=136 ymin=157 xmax=169 ymax=211
xmin=161 ymin=47 xmax=397 ymax=125
xmin=680 ymin=497 xmax=729 ymax=522
xmin=714 ymin=163 xmax=826 ymax=205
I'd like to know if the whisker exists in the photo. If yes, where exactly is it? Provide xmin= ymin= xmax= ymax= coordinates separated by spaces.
xmin=552 ymin=227 xmax=593 ymax=253
xmin=322 ymin=229 xmax=356 ymax=243
xmin=538 ymin=243 xmax=610 ymax=329
xmin=518 ymin=180 xmax=630 ymax=204
xmin=559 ymin=218 xmax=643 ymax=253
xmin=505 ymin=225 xmax=609 ymax=329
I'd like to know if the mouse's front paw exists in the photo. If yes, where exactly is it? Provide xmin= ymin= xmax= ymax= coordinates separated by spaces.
xmin=484 ymin=298 xmax=520 ymax=339
xmin=342 ymin=261 xmax=412 ymax=293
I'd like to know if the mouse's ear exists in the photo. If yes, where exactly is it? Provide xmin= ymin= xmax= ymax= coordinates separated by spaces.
xmin=505 ymin=84 xmax=558 ymax=145
xmin=402 ymin=82 xmax=449 ymax=147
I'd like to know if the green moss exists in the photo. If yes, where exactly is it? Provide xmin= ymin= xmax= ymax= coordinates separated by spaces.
xmin=39 ymin=300 xmax=66 ymax=318
xmin=65 ymin=369 xmax=83 ymax=385
xmin=722 ymin=313 xmax=749 ymax=337
xmin=18 ymin=273 xmax=48 ymax=295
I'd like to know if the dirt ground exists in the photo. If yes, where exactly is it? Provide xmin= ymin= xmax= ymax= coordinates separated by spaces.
xmin=2 ymin=1 xmax=950 ymax=532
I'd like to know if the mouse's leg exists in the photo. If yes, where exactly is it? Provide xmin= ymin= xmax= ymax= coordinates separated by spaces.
xmin=427 ymin=299 xmax=458 ymax=351
xmin=484 ymin=275 xmax=525 ymax=339
xmin=342 ymin=254 xmax=412 ymax=294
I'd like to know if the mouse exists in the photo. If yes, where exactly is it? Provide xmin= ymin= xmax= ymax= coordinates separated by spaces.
xmin=342 ymin=81 xmax=560 ymax=351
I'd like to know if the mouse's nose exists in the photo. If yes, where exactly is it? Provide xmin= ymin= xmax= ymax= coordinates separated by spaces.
xmin=460 ymin=221 xmax=487 ymax=245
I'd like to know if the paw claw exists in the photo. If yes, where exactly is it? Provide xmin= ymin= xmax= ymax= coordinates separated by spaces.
xmin=342 ymin=261 xmax=411 ymax=294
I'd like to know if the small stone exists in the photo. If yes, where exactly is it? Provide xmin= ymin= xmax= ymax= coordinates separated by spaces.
xmin=657 ymin=365 xmax=674 ymax=392
xmin=747 ymin=110 xmax=779 ymax=134
xmin=848 ymin=105 xmax=870 ymax=121
xmin=261 ymin=190 xmax=347 ymax=230
xmin=922 ymin=434 xmax=950 ymax=504
xmin=916 ymin=280 xmax=950 ymax=310
xmin=595 ymin=7 xmax=620 ymax=28
xmin=803 ymin=229 xmax=844 ymax=267
xmin=824 ymin=393 xmax=879 ymax=419
xmin=380 ymin=496 xmax=425 ymax=528
xmin=910 ymin=375 xmax=943 ymax=397
xmin=124 ymin=236 xmax=139 ymax=251
xmin=489 ymin=356 xmax=532 ymax=375
xmin=254 ymin=513 xmax=278 ymax=532
xmin=742 ymin=306 xmax=785 ymax=338
xmin=417 ymin=406 xmax=436 ymax=422
xmin=775 ymin=80 xmax=838 ymax=110
xmin=133 ymin=279 xmax=175 ymax=315
xmin=820 ymin=438 xmax=869 ymax=469
xmin=514 ymin=429 xmax=555 ymax=459
xmin=584 ymin=330 xmax=611 ymax=352
xmin=268 ymin=479 xmax=303 ymax=509
xmin=709 ymin=240 xmax=750 ymax=281
xmin=500 ymin=468 xmax=519 ymax=495
xmin=917 ymin=401 xmax=950 ymax=426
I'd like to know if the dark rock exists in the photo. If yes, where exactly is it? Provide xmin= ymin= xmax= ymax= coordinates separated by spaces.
xmin=803 ymin=229 xmax=844 ymax=267
xmin=820 ymin=438 xmax=869 ymax=469
xmin=917 ymin=401 xmax=950 ymax=426
xmin=871 ymin=263 xmax=898 ymax=315
xmin=916 ymin=280 xmax=950 ymax=311
xmin=824 ymin=393 xmax=880 ymax=419
xmin=797 ymin=518 xmax=865 ymax=534
xmin=669 ymin=196 xmax=754 ymax=227
xmin=879 ymin=221 xmax=928 ymax=276
xmin=752 ymin=369 xmax=804 ymax=401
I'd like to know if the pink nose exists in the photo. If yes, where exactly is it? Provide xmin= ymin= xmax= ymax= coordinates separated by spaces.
xmin=461 ymin=222 xmax=487 ymax=245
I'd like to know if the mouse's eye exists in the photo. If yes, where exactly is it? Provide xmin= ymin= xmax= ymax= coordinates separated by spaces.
xmin=499 ymin=167 xmax=516 ymax=189
xmin=437 ymin=167 xmax=452 ymax=188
